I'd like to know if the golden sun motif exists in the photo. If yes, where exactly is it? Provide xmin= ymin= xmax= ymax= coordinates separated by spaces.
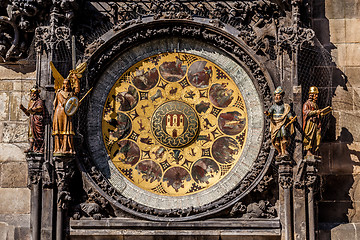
xmin=102 ymin=52 xmax=248 ymax=196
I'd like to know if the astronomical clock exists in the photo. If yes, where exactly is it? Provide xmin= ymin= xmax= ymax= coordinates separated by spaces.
xmin=86 ymin=37 xmax=271 ymax=220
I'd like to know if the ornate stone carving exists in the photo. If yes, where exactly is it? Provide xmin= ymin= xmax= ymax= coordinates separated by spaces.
xmin=278 ymin=26 xmax=315 ymax=52
xmin=278 ymin=0 xmax=315 ymax=53
xmin=254 ymin=175 xmax=274 ymax=193
xmin=35 ymin=25 xmax=71 ymax=53
xmin=82 ymin=23 xmax=274 ymax=221
xmin=0 ymin=0 xmax=77 ymax=61
xmin=0 ymin=0 xmax=45 ymax=61
xmin=295 ymin=155 xmax=321 ymax=189
xmin=72 ymin=186 xmax=110 ymax=220
xmin=26 ymin=152 xmax=44 ymax=188
xmin=98 ymin=1 xmax=283 ymax=59
xmin=230 ymin=200 xmax=277 ymax=218
xmin=54 ymin=156 xmax=75 ymax=209
xmin=275 ymin=156 xmax=293 ymax=189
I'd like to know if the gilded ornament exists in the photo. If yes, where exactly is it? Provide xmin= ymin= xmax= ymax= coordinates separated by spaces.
xmin=102 ymin=52 xmax=248 ymax=196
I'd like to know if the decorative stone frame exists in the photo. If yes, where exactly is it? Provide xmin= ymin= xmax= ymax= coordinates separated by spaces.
xmin=79 ymin=20 xmax=276 ymax=221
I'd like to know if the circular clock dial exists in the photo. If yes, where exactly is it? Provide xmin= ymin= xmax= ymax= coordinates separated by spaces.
xmin=102 ymin=52 xmax=248 ymax=196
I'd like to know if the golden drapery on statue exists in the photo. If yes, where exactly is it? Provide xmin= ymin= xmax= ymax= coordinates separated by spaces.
xmin=303 ymin=86 xmax=332 ymax=156
xmin=50 ymin=62 xmax=87 ymax=154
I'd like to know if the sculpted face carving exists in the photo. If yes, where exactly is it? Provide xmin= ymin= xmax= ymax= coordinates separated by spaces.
xmin=102 ymin=52 xmax=248 ymax=196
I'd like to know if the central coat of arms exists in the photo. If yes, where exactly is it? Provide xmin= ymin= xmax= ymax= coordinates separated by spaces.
xmin=165 ymin=113 xmax=185 ymax=137
xmin=151 ymin=101 xmax=199 ymax=148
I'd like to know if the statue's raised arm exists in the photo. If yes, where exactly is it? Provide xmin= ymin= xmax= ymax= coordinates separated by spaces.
xmin=50 ymin=62 xmax=87 ymax=155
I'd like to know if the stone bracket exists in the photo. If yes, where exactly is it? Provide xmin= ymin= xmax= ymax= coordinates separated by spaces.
xmin=26 ymin=152 xmax=44 ymax=188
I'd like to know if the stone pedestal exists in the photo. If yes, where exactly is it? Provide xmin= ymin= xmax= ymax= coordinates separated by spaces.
xmin=26 ymin=152 xmax=44 ymax=240
xmin=54 ymin=155 xmax=75 ymax=240
xmin=276 ymin=155 xmax=293 ymax=240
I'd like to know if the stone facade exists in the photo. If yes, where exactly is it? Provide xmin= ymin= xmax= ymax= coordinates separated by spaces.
xmin=0 ymin=64 xmax=35 ymax=239
xmin=311 ymin=0 xmax=360 ymax=238
xmin=0 ymin=0 xmax=359 ymax=239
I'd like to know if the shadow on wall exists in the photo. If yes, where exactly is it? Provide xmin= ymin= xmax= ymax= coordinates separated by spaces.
xmin=305 ymin=0 xmax=360 ymax=231
xmin=318 ymin=128 xmax=360 ymax=225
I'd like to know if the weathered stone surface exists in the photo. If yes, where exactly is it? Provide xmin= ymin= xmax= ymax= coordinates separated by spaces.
xmin=2 ymin=123 xmax=27 ymax=143
xmin=345 ymin=44 xmax=360 ymax=66
xmin=343 ymin=0 xmax=360 ymax=18
xmin=337 ymin=112 xmax=360 ymax=143
xmin=0 ymin=144 xmax=26 ymax=162
xmin=353 ymin=88 xmax=360 ymax=111
xmin=346 ymin=19 xmax=360 ymax=43
xmin=0 ymin=81 xmax=13 ymax=91
xmin=0 ymin=214 xmax=30 ymax=240
xmin=10 ymin=92 xmax=29 ymax=121
xmin=330 ymin=223 xmax=356 ymax=240
xmin=12 ymin=80 xmax=35 ymax=92
xmin=330 ymin=44 xmax=346 ymax=67
xmin=330 ymin=142 xmax=356 ymax=174
xmin=321 ymin=174 xmax=354 ymax=201
xmin=0 ymin=188 xmax=30 ymax=214
xmin=313 ymin=0 xmax=325 ymax=19
xmin=347 ymin=142 xmax=360 ymax=174
xmin=332 ymin=86 xmax=354 ymax=111
xmin=319 ymin=143 xmax=331 ymax=174
xmin=345 ymin=67 xmax=360 ymax=89
xmin=0 ymin=162 xmax=27 ymax=188
xmin=0 ymin=66 xmax=36 ymax=80
xmin=318 ymin=201 xmax=352 ymax=222
xmin=329 ymin=19 xmax=345 ymax=44
xmin=325 ymin=0 xmax=345 ymax=19
xmin=0 ymin=92 xmax=9 ymax=121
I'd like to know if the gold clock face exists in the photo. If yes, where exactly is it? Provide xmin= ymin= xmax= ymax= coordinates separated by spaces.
xmin=102 ymin=52 xmax=248 ymax=196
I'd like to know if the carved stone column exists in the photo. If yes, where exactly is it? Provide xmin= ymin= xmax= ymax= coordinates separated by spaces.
xmin=54 ymin=155 xmax=76 ymax=240
xmin=305 ymin=155 xmax=321 ymax=240
xmin=276 ymin=156 xmax=293 ymax=240
xmin=26 ymin=153 xmax=44 ymax=240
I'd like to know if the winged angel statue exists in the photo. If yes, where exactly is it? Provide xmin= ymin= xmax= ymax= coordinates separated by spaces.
xmin=50 ymin=62 xmax=87 ymax=154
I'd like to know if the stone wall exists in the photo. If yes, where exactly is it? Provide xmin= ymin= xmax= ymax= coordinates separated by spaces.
xmin=0 ymin=1 xmax=359 ymax=239
xmin=0 ymin=63 xmax=35 ymax=239
xmin=313 ymin=0 xmax=360 ymax=238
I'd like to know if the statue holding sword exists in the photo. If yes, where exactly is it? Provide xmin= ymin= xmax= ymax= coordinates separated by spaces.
xmin=50 ymin=61 xmax=88 ymax=154
xmin=265 ymin=86 xmax=296 ymax=157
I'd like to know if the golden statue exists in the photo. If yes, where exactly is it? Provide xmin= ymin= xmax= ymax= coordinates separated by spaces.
xmin=265 ymin=87 xmax=296 ymax=157
xmin=303 ymin=86 xmax=332 ymax=156
xmin=50 ymin=61 xmax=87 ymax=154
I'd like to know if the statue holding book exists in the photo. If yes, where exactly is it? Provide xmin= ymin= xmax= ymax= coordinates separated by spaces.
xmin=302 ymin=86 xmax=332 ymax=156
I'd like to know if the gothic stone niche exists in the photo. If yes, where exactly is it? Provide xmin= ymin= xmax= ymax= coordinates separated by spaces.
xmin=85 ymin=35 xmax=273 ymax=220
